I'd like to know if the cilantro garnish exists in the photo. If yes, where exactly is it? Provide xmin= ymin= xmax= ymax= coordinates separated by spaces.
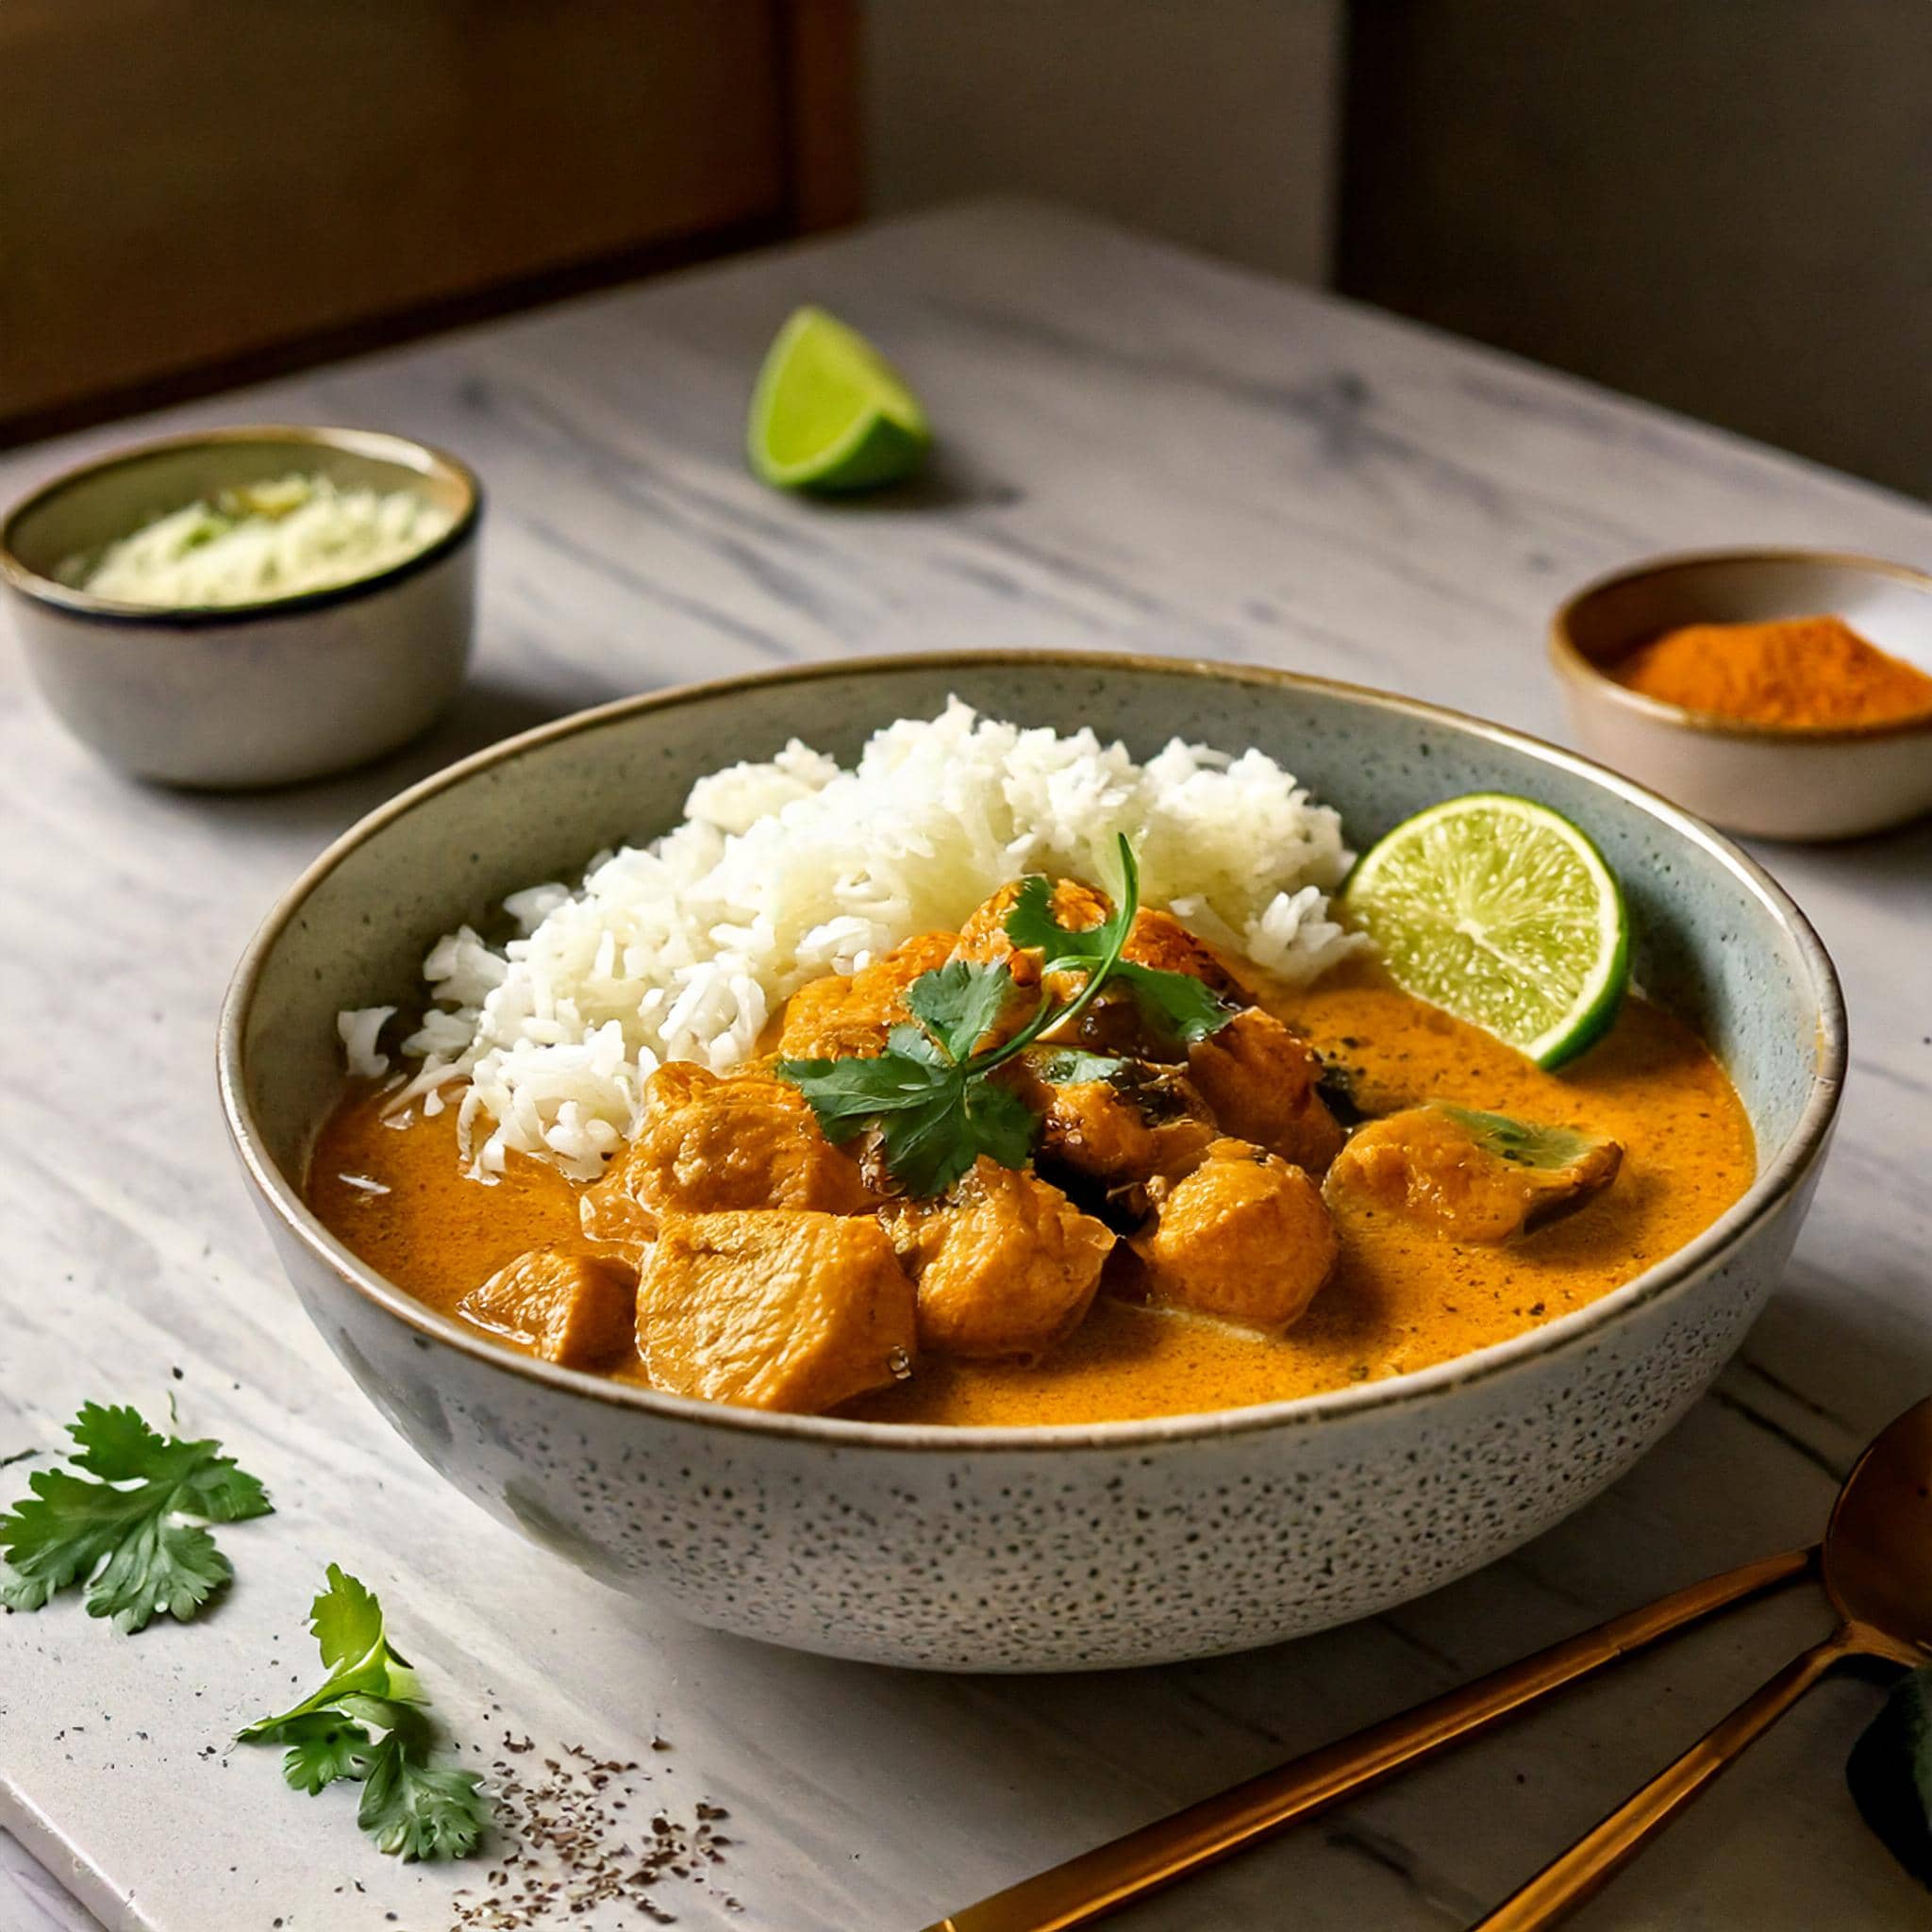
xmin=776 ymin=836 xmax=1236 ymax=1196
xmin=0 ymin=1403 xmax=272 ymax=1633
xmin=1005 ymin=872 xmax=1238 ymax=1044
xmin=1433 ymin=1105 xmax=1603 ymax=1171
xmin=238 ymin=1563 xmax=489 ymax=1862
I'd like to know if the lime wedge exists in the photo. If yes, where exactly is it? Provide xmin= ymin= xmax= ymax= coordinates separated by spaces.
xmin=1341 ymin=792 xmax=1629 ymax=1067
xmin=747 ymin=307 xmax=931 ymax=492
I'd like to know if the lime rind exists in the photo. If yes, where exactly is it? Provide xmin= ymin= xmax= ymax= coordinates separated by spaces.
xmin=748 ymin=307 xmax=931 ymax=492
xmin=1341 ymin=791 xmax=1629 ymax=1067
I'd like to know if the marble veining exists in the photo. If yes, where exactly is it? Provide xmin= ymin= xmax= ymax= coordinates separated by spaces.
xmin=1 ymin=200 xmax=1928 ymax=1929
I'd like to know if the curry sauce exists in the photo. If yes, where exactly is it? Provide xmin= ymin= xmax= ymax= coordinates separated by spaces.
xmin=308 ymin=962 xmax=1754 ymax=1427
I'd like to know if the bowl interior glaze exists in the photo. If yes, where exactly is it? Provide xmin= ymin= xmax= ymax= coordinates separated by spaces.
xmin=226 ymin=653 xmax=1839 ymax=1447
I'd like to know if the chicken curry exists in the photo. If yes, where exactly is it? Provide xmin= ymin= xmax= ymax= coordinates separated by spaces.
xmin=308 ymin=862 xmax=1754 ymax=1427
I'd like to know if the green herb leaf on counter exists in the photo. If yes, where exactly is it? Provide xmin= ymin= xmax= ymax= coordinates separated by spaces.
xmin=357 ymin=1733 xmax=492 ymax=1861
xmin=1848 ymin=1662 xmax=1932 ymax=1890
xmin=237 ymin=1562 xmax=425 ymax=1737
xmin=278 ymin=1711 xmax=376 ymax=1794
xmin=239 ymin=1565 xmax=489 ymax=1862
xmin=0 ymin=1402 xmax=272 ymax=1633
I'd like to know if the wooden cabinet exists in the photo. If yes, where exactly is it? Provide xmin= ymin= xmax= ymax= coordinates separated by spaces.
xmin=0 ymin=0 xmax=858 ymax=440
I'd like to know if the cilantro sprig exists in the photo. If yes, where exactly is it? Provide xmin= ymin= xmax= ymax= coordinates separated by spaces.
xmin=238 ymin=1564 xmax=489 ymax=1862
xmin=1005 ymin=868 xmax=1237 ymax=1046
xmin=776 ymin=836 xmax=1236 ymax=1195
xmin=0 ymin=1403 xmax=272 ymax=1633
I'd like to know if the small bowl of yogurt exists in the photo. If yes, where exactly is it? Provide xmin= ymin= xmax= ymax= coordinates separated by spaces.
xmin=1 ymin=425 xmax=480 ymax=788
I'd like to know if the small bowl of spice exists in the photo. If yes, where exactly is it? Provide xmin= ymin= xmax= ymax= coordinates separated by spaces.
xmin=1 ymin=425 xmax=480 ymax=789
xmin=1551 ymin=549 xmax=1932 ymax=840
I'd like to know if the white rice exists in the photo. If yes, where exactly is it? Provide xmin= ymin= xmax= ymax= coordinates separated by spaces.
xmin=349 ymin=699 xmax=1366 ymax=1181
xmin=67 ymin=473 xmax=456 ymax=608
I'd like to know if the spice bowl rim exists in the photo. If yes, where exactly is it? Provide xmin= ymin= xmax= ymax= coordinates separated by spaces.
xmin=1549 ymin=545 xmax=1932 ymax=747
xmin=0 ymin=423 xmax=483 ymax=628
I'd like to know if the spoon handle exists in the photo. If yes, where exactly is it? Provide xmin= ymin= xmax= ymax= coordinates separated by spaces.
xmin=921 ymin=1545 xmax=1814 ymax=1932
xmin=1470 ymin=1627 xmax=1852 ymax=1931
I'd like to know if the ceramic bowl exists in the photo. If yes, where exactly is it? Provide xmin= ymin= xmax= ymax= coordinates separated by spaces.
xmin=219 ymin=655 xmax=1844 ymax=1672
xmin=1 ymin=425 xmax=480 ymax=790
xmin=1551 ymin=549 xmax=1932 ymax=841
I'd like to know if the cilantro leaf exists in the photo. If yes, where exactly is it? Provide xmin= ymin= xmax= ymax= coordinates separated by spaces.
xmin=774 ymin=1049 xmax=956 ymax=1139
xmin=0 ymin=1403 xmax=272 ymax=1633
xmin=1005 ymin=863 xmax=1236 ymax=1045
xmin=237 ymin=1562 xmax=424 ymax=1740
xmin=1110 ymin=960 xmax=1238 ymax=1045
xmin=356 ymin=1734 xmax=489 ymax=1862
xmin=1433 ymin=1105 xmax=1605 ymax=1171
xmin=874 ymin=1081 xmax=977 ymax=1198
xmin=904 ymin=958 xmax=1013 ymax=1062
xmin=310 ymin=1561 xmax=387 ymax=1673
xmin=1002 ymin=871 xmax=1107 ymax=960
xmin=240 ymin=1566 xmax=491 ymax=1862
xmin=1035 ymin=1049 xmax=1133 ymax=1086
xmin=960 ymin=1076 xmax=1040 ymax=1173
xmin=775 ymin=836 xmax=1222 ymax=1198
xmin=279 ymin=1712 xmax=376 ymax=1794
xmin=67 ymin=1404 xmax=196 ymax=1483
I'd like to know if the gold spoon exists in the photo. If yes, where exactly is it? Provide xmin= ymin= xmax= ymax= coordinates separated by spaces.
xmin=924 ymin=1397 xmax=1932 ymax=1932
xmin=1474 ymin=1393 xmax=1932 ymax=1928
xmin=920 ymin=1552 xmax=1812 ymax=1932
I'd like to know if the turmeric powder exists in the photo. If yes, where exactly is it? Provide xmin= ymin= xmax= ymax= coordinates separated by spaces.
xmin=1614 ymin=615 xmax=1932 ymax=728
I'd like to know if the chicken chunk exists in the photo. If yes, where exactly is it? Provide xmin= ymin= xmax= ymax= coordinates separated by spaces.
xmin=635 ymin=1209 xmax=917 ymax=1414
xmin=459 ymin=1243 xmax=640 ymax=1369
xmin=1323 ymin=1104 xmax=1623 ymax=1242
xmin=1187 ymin=1007 xmax=1345 ymax=1174
xmin=580 ymin=1064 xmax=870 ymax=1241
xmin=955 ymin=877 xmax=1112 ymax=991
xmin=776 ymin=931 xmax=961 ymax=1060
xmin=882 ymin=1157 xmax=1115 ymax=1360
xmin=1126 ymin=1138 xmax=1338 ymax=1331
xmin=1022 ymin=1054 xmax=1218 ymax=1188
xmin=1119 ymin=908 xmax=1251 ymax=1002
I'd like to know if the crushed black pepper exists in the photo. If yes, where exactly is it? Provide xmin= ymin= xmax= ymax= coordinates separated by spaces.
xmin=448 ymin=1735 xmax=741 ymax=1927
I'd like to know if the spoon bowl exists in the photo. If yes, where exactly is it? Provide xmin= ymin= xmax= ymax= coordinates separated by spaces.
xmin=1479 ymin=1394 xmax=1932 ymax=1928
xmin=1823 ymin=1394 xmax=1932 ymax=1657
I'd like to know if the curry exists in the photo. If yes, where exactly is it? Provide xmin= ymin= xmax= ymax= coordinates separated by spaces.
xmin=308 ymin=869 xmax=1754 ymax=1428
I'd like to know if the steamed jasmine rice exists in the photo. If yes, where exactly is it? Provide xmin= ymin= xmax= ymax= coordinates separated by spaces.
xmin=349 ymin=700 xmax=1365 ymax=1180
xmin=67 ymin=473 xmax=455 ymax=608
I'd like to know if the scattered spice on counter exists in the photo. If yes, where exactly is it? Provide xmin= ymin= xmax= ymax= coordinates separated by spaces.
xmin=1613 ymin=613 xmax=1932 ymax=728
xmin=449 ymin=1736 xmax=741 ymax=1927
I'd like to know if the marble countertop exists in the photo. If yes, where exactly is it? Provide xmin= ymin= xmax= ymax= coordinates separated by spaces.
xmin=2 ymin=199 xmax=1927 ymax=1932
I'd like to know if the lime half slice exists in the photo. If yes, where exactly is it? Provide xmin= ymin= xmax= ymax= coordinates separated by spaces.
xmin=1341 ymin=792 xmax=1629 ymax=1067
xmin=747 ymin=307 xmax=931 ymax=492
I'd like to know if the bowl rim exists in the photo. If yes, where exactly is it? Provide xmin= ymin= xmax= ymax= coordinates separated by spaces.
xmin=0 ymin=424 xmax=482 ymax=627
xmin=1549 ymin=545 xmax=1932 ymax=745
xmin=218 ymin=650 xmax=1847 ymax=1455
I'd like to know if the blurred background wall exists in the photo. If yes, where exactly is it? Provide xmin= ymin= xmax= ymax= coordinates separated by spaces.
xmin=1335 ymin=0 xmax=1932 ymax=500
xmin=863 ymin=0 xmax=1343 ymax=284
xmin=4 ymin=0 xmax=1925 ymax=499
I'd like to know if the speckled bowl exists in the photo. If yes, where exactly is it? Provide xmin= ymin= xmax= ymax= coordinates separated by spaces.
xmin=1 ymin=425 xmax=480 ymax=790
xmin=219 ymin=655 xmax=1844 ymax=1672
